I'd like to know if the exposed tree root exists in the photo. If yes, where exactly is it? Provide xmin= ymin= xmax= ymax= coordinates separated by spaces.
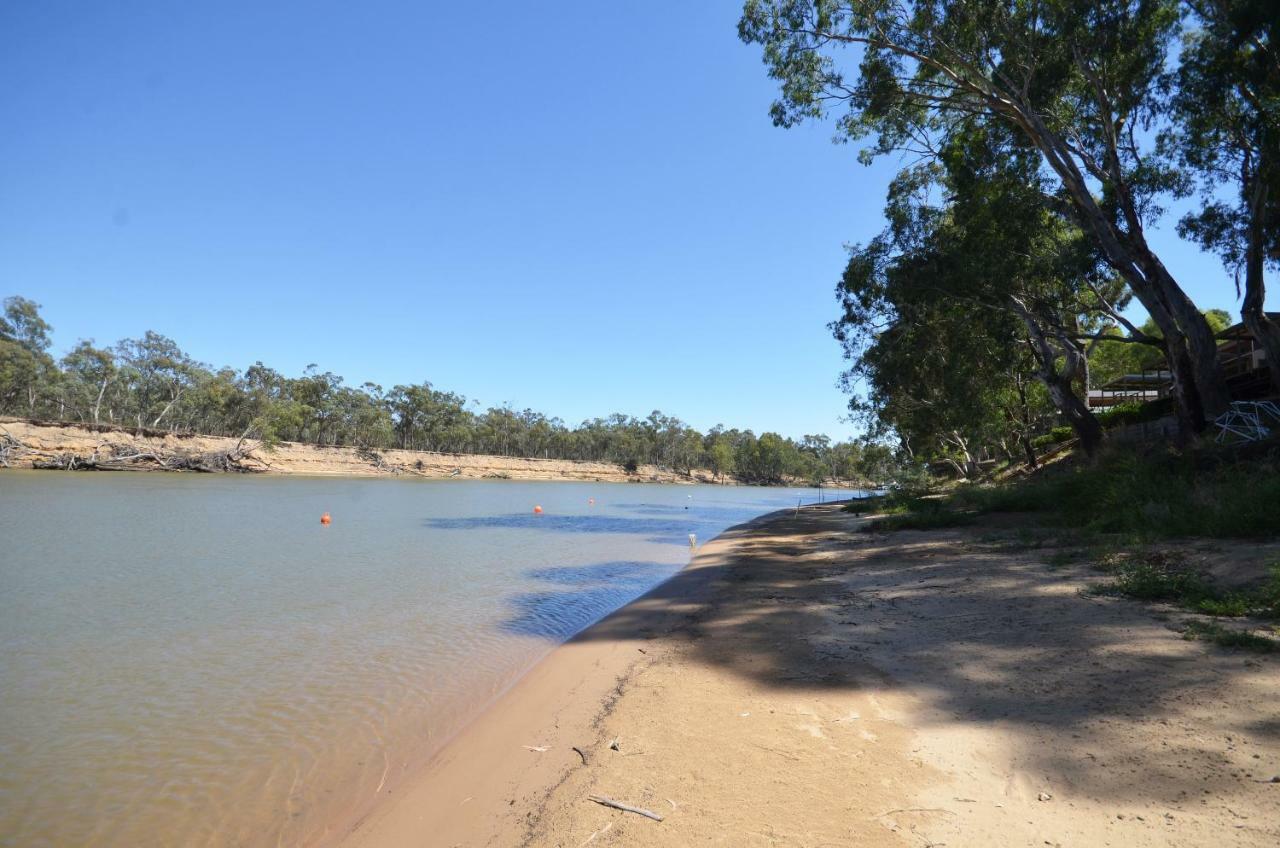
xmin=28 ymin=438 xmax=267 ymax=473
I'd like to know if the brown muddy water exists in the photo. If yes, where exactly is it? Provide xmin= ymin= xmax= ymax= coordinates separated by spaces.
xmin=0 ymin=472 xmax=858 ymax=847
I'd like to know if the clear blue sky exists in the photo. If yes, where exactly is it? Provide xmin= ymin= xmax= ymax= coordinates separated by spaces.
xmin=0 ymin=1 xmax=1254 ymax=441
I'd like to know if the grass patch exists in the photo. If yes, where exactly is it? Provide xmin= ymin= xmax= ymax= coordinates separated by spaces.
xmin=1046 ymin=549 xmax=1082 ymax=569
xmin=1095 ymin=556 xmax=1280 ymax=619
xmin=1182 ymin=620 xmax=1280 ymax=653
xmin=947 ymin=447 xmax=1280 ymax=539
xmin=865 ymin=510 xmax=976 ymax=532
xmin=843 ymin=494 xmax=897 ymax=514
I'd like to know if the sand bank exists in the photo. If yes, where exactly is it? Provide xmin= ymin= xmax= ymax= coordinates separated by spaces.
xmin=339 ymin=503 xmax=1279 ymax=848
xmin=0 ymin=419 xmax=722 ymax=483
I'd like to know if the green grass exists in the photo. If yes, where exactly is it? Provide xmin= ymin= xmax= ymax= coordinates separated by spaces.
xmin=1046 ymin=549 xmax=1082 ymax=568
xmin=842 ymin=494 xmax=896 ymax=514
xmin=948 ymin=448 xmax=1280 ymax=539
xmin=864 ymin=510 xmax=976 ymax=531
xmin=1095 ymin=556 xmax=1280 ymax=620
xmin=1182 ymin=620 xmax=1279 ymax=653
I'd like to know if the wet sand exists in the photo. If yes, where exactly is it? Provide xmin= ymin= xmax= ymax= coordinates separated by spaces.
xmin=339 ymin=503 xmax=1279 ymax=848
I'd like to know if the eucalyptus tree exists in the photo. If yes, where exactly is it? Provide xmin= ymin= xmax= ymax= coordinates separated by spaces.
xmin=1166 ymin=0 xmax=1280 ymax=390
xmin=59 ymin=341 xmax=116 ymax=424
xmin=834 ymin=117 xmax=1121 ymax=455
xmin=114 ymin=332 xmax=200 ymax=429
xmin=0 ymin=297 xmax=57 ymax=416
xmin=838 ymin=243 xmax=1040 ymax=473
xmin=740 ymin=0 xmax=1230 ymax=433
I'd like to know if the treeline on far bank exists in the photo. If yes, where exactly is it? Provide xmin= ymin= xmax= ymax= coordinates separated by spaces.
xmin=0 ymin=297 xmax=889 ymax=485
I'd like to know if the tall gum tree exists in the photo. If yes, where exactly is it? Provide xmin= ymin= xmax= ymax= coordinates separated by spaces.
xmin=1167 ymin=0 xmax=1280 ymax=392
xmin=834 ymin=128 xmax=1115 ymax=455
xmin=740 ymin=0 xmax=1232 ymax=434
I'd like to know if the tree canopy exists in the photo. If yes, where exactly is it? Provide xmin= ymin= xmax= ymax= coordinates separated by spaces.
xmin=0 ymin=296 xmax=887 ymax=485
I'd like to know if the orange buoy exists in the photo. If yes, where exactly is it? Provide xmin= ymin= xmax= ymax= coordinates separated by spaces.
xmin=533 ymin=505 xmax=543 ymax=514
xmin=320 ymin=512 xmax=332 ymax=525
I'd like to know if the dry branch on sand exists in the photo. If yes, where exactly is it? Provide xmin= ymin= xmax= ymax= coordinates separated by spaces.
xmin=586 ymin=795 xmax=664 ymax=822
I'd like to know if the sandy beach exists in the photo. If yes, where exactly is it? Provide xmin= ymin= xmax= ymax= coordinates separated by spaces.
xmin=339 ymin=503 xmax=1279 ymax=848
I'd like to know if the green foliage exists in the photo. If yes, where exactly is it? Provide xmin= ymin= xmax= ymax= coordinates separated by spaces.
xmin=1096 ymin=557 xmax=1218 ymax=606
xmin=1181 ymin=621 xmax=1279 ymax=653
xmin=0 ymin=295 xmax=891 ymax=483
xmin=865 ymin=510 xmax=975 ymax=532
xmin=842 ymin=494 xmax=894 ymax=514
xmin=1030 ymin=426 xmax=1075 ymax=449
xmin=954 ymin=450 xmax=1280 ymax=539
xmin=740 ymin=0 xmax=1252 ymax=443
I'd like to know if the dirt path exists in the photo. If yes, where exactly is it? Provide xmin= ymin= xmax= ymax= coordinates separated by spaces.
xmin=519 ymin=505 xmax=1279 ymax=847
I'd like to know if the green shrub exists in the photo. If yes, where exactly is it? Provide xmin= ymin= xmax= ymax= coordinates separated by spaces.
xmin=952 ymin=449 xmax=1280 ymax=539
xmin=1182 ymin=620 xmax=1279 ymax=653
xmin=1097 ymin=558 xmax=1280 ymax=619
xmin=1031 ymin=425 xmax=1075 ymax=449
xmin=843 ymin=494 xmax=892 ymax=514
xmin=864 ymin=510 xmax=975 ymax=532
xmin=1096 ymin=399 xmax=1175 ymax=430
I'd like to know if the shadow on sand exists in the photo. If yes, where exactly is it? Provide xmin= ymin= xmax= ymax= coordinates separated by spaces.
xmin=498 ymin=505 xmax=1279 ymax=805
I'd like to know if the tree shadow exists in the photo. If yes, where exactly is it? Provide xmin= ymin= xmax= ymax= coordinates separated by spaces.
xmin=520 ymin=506 xmax=1280 ymax=805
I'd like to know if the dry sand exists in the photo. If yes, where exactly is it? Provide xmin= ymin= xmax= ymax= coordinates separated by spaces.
xmin=340 ymin=504 xmax=1279 ymax=848
xmin=0 ymin=419 xmax=715 ymax=483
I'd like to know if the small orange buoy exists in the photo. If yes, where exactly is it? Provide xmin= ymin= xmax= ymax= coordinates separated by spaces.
xmin=320 ymin=512 xmax=332 ymax=525
xmin=533 ymin=505 xmax=543 ymax=514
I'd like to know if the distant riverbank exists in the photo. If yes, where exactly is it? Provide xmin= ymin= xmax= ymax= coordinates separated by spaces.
xmin=0 ymin=419 xmax=866 ymax=487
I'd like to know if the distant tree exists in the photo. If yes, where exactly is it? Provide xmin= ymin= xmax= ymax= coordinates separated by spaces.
xmin=0 ymin=296 xmax=53 ymax=353
xmin=60 ymin=341 xmax=116 ymax=424
xmin=114 ymin=332 xmax=199 ymax=429
xmin=708 ymin=437 xmax=736 ymax=481
xmin=0 ymin=294 xmax=876 ymax=483
xmin=0 ymin=298 xmax=56 ymax=416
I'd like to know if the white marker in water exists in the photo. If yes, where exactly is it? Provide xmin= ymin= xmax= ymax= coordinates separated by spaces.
xmin=688 ymin=533 xmax=697 ymax=548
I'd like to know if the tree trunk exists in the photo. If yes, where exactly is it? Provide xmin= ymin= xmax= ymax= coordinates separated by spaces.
xmin=1045 ymin=374 xmax=1104 ymax=455
xmin=1242 ymin=174 xmax=1280 ymax=394
xmin=1012 ymin=108 xmax=1227 ymax=434
xmin=1011 ymin=299 xmax=1106 ymax=455
xmin=91 ymin=380 xmax=107 ymax=424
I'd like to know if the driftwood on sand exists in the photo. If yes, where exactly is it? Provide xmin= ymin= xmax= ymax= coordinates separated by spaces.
xmin=586 ymin=795 xmax=664 ymax=822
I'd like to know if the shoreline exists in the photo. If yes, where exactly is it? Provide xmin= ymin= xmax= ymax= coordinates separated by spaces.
xmin=0 ymin=419 xmax=866 ymax=488
xmin=338 ymin=503 xmax=1279 ymax=848
xmin=331 ymin=507 xmax=791 ymax=848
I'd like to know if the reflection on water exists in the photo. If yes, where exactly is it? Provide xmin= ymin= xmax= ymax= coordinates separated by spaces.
xmin=0 ymin=473 xmax=837 ymax=848
xmin=423 ymin=511 xmax=731 ymax=544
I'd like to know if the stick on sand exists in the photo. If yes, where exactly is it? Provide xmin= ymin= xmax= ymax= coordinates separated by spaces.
xmin=587 ymin=795 xmax=664 ymax=822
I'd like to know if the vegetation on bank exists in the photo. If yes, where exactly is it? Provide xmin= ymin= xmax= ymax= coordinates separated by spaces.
xmin=847 ymin=444 xmax=1280 ymax=540
xmin=844 ymin=443 xmax=1280 ymax=650
xmin=0 ymin=296 xmax=889 ymax=485
xmin=741 ymin=0 xmax=1280 ymax=472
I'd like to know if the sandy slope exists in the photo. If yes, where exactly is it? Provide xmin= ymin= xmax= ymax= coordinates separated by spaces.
xmin=342 ymin=504 xmax=1279 ymax=848
xmin=0 ymin=419 xmax=713 ymax=483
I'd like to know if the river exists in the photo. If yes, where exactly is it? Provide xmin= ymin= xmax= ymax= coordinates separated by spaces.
xmin=0 ymin=472 xmax=859 ymax=847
